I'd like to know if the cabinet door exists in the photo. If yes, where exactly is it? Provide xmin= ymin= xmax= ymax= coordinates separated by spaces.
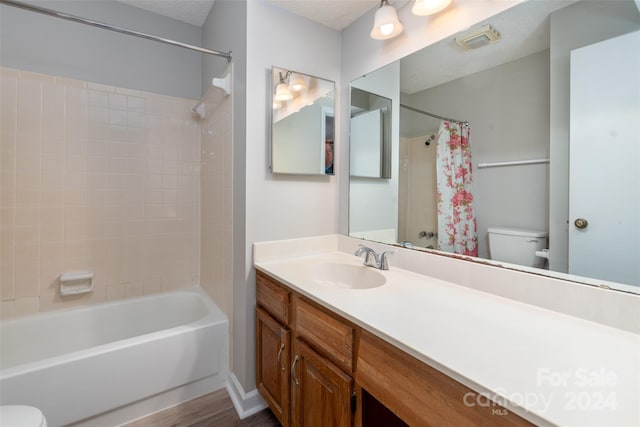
xmin=291 ymin=339 xmax=353 ymax=427
xmin=257 ymin=308 xmax=291 ymax=427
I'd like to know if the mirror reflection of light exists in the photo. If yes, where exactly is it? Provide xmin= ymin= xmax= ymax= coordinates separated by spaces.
xmin=275 ymin=82 xmax=293 ymax=101
xmin=289 ymin=73 xmax=306 ymax=92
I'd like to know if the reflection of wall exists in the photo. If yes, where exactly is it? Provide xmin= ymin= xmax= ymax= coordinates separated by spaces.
xmin=350 ymin=62 xmax=400 ymax=242
xmin=549 ymin=0 xmax=640 ymax=273
xmin=272 ymin=103 xmax=325 ymax=174
xmin=273 ymin=77 xmax=334 ymax=123
xmin=404 ymin=50 xmax=550 ymax=259
xmin=398 ymin=134 xmax=438 ymax=248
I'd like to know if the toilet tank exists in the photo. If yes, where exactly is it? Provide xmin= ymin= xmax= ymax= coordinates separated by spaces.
xmin=487 ymin=227 xmax=548 ymax=268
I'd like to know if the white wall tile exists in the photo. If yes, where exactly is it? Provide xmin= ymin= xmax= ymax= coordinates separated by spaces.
xmin=1 ymin=67 xmax=202 ymax=317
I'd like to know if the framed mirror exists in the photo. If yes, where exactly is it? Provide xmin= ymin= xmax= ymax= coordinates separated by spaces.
xmin=348 ymin=0 xmax=640 ymax=294
xmin=270 ymin=66 xmax=335 ymax=175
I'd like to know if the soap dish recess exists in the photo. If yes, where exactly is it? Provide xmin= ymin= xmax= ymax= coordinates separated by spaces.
xmin=59 ymin=271 xmax=94 ymax=296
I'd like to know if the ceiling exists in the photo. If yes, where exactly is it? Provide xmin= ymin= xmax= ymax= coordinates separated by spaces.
xmin=268 ymin=0 xmax=385 ymax=30
xmin=115 ymin=0 xmax=583 ymax=97
xmin=116 ymin=0 xmax=394 ymax=30
xmin=116 ymin=0 xmax=216 ymax=27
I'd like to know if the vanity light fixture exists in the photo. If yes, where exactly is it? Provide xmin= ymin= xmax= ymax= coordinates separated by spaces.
xmin=274 ymin=71 xmax=293 ymax=101
xmin=411 ymin=0 xmax=452 ymax=16
xmin=288 ymin=73 xmax=306 ymax=92
xmin=370 ymin=0 xmax=404 ymax=40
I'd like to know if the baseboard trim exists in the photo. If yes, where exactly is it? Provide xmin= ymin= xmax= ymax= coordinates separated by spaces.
xmin=226 ymin=372 xmax=268 ymax=419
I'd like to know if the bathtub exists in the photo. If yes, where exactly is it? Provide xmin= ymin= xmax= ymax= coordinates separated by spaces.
xmin=0 ymin=287 xmax=229 ymax=427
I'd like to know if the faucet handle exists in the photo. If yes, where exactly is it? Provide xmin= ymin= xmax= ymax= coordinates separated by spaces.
xmin=379 ymin=251 xmax=394 ymax=270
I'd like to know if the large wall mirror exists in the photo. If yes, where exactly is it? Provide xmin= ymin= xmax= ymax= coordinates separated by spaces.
xmin=271 ymin=66 xmax=335 ymax=175
xmin=349 ymin=0 xmax=640 ymax=294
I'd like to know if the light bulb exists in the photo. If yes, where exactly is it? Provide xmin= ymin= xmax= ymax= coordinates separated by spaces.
xmin=370 ymin=1 xmax=404 ymax=40
xmin=411 ymin=0 xmax=452 ymax=16
xmin=380 ymin=23 xmax=394 ymax=36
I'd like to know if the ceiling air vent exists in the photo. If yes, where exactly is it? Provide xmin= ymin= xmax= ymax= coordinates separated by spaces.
xmin=455 ymin=24 xmax=501 ymax=50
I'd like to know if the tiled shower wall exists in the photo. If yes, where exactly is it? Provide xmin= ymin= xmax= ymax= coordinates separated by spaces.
xmin=0 ymin=67 xmax=201 ymax=318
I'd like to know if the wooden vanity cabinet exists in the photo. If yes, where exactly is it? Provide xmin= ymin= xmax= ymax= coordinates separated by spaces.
xmin=256 ymin=273 xmax=292 ymax=427
xmin=256 ymin=270 xmax=532 ymax=427
xmin=256 ymin=271 xmax=355 ymax=427
xmin=355 ymin=330 xmax=533 ymax=426
xmin=256 ymin=308 xmax=291 ymax=427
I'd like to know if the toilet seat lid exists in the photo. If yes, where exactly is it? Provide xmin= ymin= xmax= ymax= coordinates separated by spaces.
xmin=0 ymin=406 xmax=46 ymax=427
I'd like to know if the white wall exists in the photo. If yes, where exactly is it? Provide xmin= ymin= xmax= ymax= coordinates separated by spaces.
xmin=406 ymin=50 xmax=550 ymax=259
xmin=237 ymin=0 xmax=341 ymax=392
xmin=201 ymin=0 xmax=250 ymax=393
xmin=0 ymin=0 xmax=202 ymax=99
xmin=548 ymin=0 xmax=640 ymax=272
xmin=339 ymin=0 xmax=524 ymax=234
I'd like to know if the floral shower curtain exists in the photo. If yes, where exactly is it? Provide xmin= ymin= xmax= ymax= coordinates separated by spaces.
xmin=435 ymin=120 xmax=478 ymax=256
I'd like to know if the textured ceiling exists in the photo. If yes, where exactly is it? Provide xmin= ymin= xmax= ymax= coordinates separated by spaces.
xmin=116 ymin=0 xmax=403 ymax=31
xmin=116 ymin=0 xmax=216 ymax=27
xmin=268 ymin=0 xmax=379 ymax=31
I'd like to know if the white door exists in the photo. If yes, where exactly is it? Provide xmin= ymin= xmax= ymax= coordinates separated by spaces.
xmin=569 ymin=30 xmax=640 ymax=286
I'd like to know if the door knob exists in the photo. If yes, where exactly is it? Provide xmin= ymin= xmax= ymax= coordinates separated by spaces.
xmin=574 ymin=218 xmax=589 ymax=229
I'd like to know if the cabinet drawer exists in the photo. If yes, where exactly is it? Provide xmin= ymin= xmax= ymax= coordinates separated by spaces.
xmin=294 ymin=297 xmax=354 ymax=373
xmin=257 ymin=271 xmax=291 ymax=325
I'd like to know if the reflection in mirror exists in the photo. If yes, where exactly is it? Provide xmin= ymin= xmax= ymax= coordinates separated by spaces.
xmin=348 ymin=0 xmax=640 ymax=293
xmin=271 ymin=66 xmax=335 ymax=175
xmin=349 ymin=62 xmax=400 ymax=243
xmin=350 ymin=88 xmax=392 ymax=178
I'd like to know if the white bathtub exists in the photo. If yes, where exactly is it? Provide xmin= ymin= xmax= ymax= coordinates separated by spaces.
xmin=0 ymin=287 xmax=229 ymax=427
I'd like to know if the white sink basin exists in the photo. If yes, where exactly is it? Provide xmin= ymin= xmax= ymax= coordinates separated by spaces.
xmin=308 ymin=263 xmax=386 ymax=289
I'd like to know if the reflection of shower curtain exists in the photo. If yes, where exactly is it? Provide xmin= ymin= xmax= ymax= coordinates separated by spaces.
xmin=436 ymin=120 xmax=478 ymax=256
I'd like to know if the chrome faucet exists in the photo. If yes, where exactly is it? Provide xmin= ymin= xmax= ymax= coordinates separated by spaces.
xmin=355 ymin=245 xmax=394 ymax=270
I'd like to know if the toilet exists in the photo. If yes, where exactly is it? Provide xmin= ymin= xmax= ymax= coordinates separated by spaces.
xmin=487 ymin=227 xmax=548 ymax=268
xmin=0 ymin=406 xmax=47 ymax=427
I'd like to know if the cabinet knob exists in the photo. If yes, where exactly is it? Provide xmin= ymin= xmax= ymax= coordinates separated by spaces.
xmin=574 ymin=218 xmax=589 ymax=229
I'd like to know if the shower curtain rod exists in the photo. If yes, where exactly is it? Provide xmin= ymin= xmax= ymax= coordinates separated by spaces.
xmin=0 ymin=0 xmax=232 ymax=62
xmin=400 ymin=104 xmax=467 ymax=124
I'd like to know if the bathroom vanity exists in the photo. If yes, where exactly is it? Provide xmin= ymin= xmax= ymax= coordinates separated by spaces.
xmin=254 ymin=235 xmax=639 ymax=427
xmin=256 ymin=270 xmax=531 ymax=426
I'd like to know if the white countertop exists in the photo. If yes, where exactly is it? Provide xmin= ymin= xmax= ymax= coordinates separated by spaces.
xmin=255 ymin=251 xmax=640 ymax=427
